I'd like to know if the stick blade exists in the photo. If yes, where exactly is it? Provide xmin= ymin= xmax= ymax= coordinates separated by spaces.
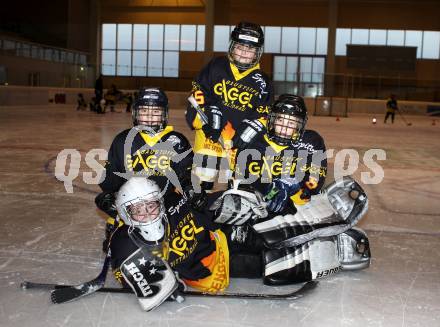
xmin=51 ymin=281 xmax=104 ymax=304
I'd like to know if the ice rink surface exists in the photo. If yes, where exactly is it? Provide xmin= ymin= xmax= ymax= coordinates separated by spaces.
xmin=0 ymin=105 xmax=439 ymax=327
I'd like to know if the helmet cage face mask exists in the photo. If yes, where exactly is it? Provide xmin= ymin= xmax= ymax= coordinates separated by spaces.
xmin=228 ymin=41 xmax=263 ymax=70
xmin=133 ymin=88 xmax=168 ymax=133
xmin=115 ymin=177 xmax=167 ymax=243
xmin=120 ymin=195 xmax=167 ymax=243
xmin=268 ymin=113 xmax=305 ymax=145
xmin=228 ymin=22 xmax=264 ymax=70
xmin=126 ymin=199 xmax=161 ymax=223
xmin=133 ymin=105 xmax=168 ymax=134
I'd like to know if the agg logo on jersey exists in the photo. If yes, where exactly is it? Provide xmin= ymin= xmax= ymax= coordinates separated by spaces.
xmin=118 ymin=127 xmax=192 ymax=193
xmin=126 ymin=151 xmax=171 ymax=172
xmin=168 ymin=213 xmax=205 ymax=260
xmin=248 ymin=157 xmax=301 ymax=178
xmin=214 ymin=79 xmax=258 ymax=110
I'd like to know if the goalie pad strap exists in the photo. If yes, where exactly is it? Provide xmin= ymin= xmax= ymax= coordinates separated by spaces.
xmin=263 ymin=237 xmax=342 ymax=286
xmin=120 ymin=248 xmax=177 ymax=311
xmin=253 ymin=176 xmax=368 ymax=249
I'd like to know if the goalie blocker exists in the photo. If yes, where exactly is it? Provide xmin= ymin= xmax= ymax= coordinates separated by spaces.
xmin=120 ymin=248 xmax=179 ymax=311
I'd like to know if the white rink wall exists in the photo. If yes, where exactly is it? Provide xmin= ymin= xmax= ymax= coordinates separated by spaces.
xmin=0 ymin=85 xmax=439 ymax=115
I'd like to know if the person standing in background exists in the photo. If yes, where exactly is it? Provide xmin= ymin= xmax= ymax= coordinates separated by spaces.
xmin=384 ymin=94 xmax=399 ymax=124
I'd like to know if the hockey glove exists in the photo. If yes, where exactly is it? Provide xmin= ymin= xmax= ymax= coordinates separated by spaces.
xmin=201 ymin=105 xmax=223 ymax=142
xmin=291 ymin=177 xmax=318 ymax=205
xmin=95 ymin=191 xmax=117 ymax=218
xmin=183 ymin=184 xmax=208 ymax=212
xmin=265 ymin=178 xmax=301 ymax=213
xmin=232 ymin=119 xmax=265 ymax=150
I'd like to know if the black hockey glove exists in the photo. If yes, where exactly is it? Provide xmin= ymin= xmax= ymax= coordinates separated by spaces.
xmin=95 ymin=191 xmax=117 ymax=218
xmin=201 ymin=105 xmax=223 ymax=142
xmin=264 ymin=178 xmax=301 ymax=213
xmin=183 ymin=185 xmax=208 ymax=212
xmin=232 ymin=119 xmax=265 ymax=150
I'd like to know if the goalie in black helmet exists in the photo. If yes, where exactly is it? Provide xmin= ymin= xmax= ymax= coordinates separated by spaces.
xmin=185 ymin=21 xmax=274 ymax=192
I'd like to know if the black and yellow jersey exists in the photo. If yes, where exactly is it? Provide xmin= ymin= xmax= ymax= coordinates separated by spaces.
xmin=234 ymin=129 xmax=327 ymax=196
xmin=186 ymin=56 xmax=273 ymax=144
xmin=99 ymin=126 xmax=193 ymax=194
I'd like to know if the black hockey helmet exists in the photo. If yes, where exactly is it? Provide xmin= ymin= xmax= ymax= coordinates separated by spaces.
xmin=267 ymin=94 xmax=308 ymax=146
xmin=228 ymin=21 xmax=264 ymax=70
xmin=133 ymin=87 xmax=169 ymax=133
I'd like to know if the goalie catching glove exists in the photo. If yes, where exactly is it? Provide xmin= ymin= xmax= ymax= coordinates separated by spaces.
xmin=263 ymin=227 xmax=371 ymax=285
xmin=210 ymin=180 xmax=268 ymax=225
xmin=253 ymin=176 xmax=368 ymax=249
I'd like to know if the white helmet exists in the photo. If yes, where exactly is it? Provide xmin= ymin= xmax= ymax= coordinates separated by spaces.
xmin=115 ymin=177 xmax=166 ymax=242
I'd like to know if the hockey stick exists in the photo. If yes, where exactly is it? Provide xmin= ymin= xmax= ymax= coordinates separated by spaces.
xmin=188 ymin=95 xmax=237 ymax=171
xmin=21 ymin=280 xmax=317 ymax=300
xmin=397 ymin=110 xmax=412 ymax=126
xmin=188 ymin=96 xmax=227 ymax=148
xmin=49 ymin=252 xmax=111 ymax=304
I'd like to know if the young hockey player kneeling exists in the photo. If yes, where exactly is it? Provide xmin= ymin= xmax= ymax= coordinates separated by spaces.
xmin=109 ymin=177 xmax=229 ymax=311
xmin=209 ymin=94 xmax=371 ymax=285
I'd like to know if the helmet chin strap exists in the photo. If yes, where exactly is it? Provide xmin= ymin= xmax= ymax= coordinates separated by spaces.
xmin=135 ymin=124 xmax=159 ymax=135
xmin=127 ymin=222 xmax=165 ymax=258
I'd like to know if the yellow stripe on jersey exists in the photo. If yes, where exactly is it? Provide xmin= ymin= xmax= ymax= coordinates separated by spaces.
xmin=229 ymin=62 xmax=261 ymax=81
xmin=139 ymin=125 xmax=174 ymax=147
xmin=263 ymin=134 xmax=288 ymax=153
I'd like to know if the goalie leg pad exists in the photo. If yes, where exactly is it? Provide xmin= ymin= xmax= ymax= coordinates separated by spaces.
xmin=338 ymin=227 xmax=371 ymax=270
xmin=230 ymin=253 xmax=262 ymax=278
xmin=120 ymin=248 xmax=177 ymax=311
xmin=253 ymin=176 xmax=368 ymax=249
xmin=263 ymin=237 xmax=342 ymax=286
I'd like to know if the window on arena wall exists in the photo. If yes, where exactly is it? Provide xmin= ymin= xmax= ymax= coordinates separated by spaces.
xmin=100 ymin=24 xmax=206 ymax=77
xmin=249 ymin=26 xmax=329 ymax=96
xmin=214 ymin=25 xmax=328 ymax=94
xmin=213 ymin=25 xmax=328 ymax=56
xmin=335 ymin=28 xmax=440 ymax=59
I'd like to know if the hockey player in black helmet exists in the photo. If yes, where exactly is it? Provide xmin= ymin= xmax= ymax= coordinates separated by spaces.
xmin=132 ymin=87 xmax=169 ymax=133
xmin=208 ymin=94 xmax=371 ymax=285
xmin=267 ymin=94 xmax=308 ymax=146
xmin=185 ymin=21 xmax=273 ymax=192
xmin=228 ymin=22 xmax=264 ymax=70
xmin=96 ymin=87 xmax=207 ymax=252
xmin=231 ymin=93 xmax=326 ymax=211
